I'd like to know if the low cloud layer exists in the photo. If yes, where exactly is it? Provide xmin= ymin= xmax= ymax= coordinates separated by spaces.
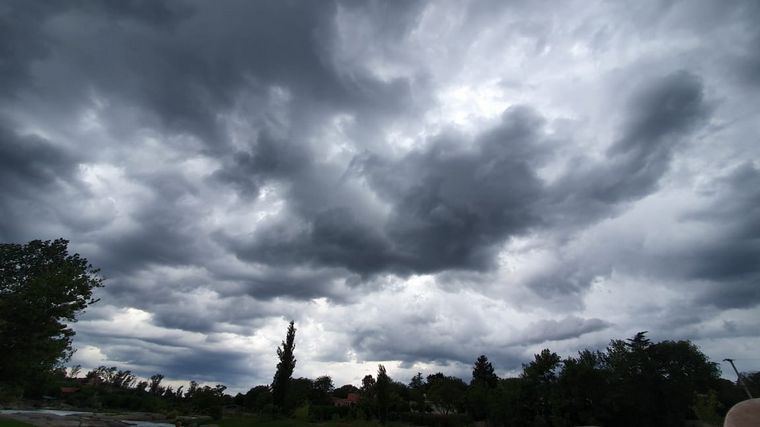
xmin=2 ymin=0 xmax=759 ymax=391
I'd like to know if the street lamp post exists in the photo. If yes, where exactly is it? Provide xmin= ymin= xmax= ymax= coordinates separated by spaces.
xmin=724 ymin=358 xmax=753 ymax=399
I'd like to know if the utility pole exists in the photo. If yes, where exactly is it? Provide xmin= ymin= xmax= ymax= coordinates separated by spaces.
xmin=724 ymin=358 xmax=753 ymax=399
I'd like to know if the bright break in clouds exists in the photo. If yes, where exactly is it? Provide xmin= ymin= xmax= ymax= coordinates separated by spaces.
xmin=1 ymin=0 xmax=759 ymax=391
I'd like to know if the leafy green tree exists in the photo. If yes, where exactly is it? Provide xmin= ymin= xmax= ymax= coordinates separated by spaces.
xmin=185 ymin=380 xmax=199 ymax=398
xmin=359 ymin=374 xmax=377 ymax=418
xmin=149 ymin=374 xmax=165 ymax=395
xmin=285 ymin=377 xmax=313 ymax=410
xmin=272 ymin=320 xmax=296 ymax=410
xmin=742 ymin=371 xmax=760 ymax=398
xmin=557 ymin=349 xmax=609 ymax=425
xmin=135 ymin=381 xmax=148 ymax=393
xmin=376 ymin=365 xmax=391 ymax=423
xmin=408 ymin=373 xmax=427 ymax=412
xmin=314 ymin=375 xmax=334 ymax=394
xmin=0 ymin=239 xmax=103 ymax=395
xmin=112 ymin=369 xmax=136 ymax=388
xmin=598 ymin=332 xmax=721 ymax=427
xmin=649 ymin=339 xmax=720 ymax=424
xmin=521 ymin=349 xmax=562 ymax=426
xmin=426 ymin=373 xmax=467 ymax=415
xmin=467 ymin=354 xmax=499 ymax=420
xmin=333 ymin=383 xmax=359 ymax=398
xmin=311 ymin=375 xmax=334 ymax=405
xmin=388 ymin=380 xmax=411 ymax=413
xmin=187 ymin=384 xmax=227 ymax=419
xmin=471 ymin=354 xmax=498 ymax=387
xmin=488 ymin=377 xmax=530 ymax=427
xmin=361 ymin=374 xmax=376 ymax=396
xmin=240 ymin=385 xmax=272 ymax=412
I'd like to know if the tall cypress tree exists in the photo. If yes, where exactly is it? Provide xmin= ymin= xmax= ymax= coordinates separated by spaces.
xmin=272 ymin=320 xmax=296 ymax=409
xmin=376 ymin=364 xmax=390 ymax=424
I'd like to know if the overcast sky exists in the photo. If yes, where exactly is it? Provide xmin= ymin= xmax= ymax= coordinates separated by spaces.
xmin=2 ymin=0 xmax=759 ymax=392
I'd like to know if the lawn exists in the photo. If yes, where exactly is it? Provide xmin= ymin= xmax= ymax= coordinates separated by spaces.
xmin=0 ymin=417 xmax=34 ymax=427
xmin=215 ymin=417 xmax=408 ymax=427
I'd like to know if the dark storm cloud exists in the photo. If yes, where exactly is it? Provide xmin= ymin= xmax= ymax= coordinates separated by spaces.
xmin=213 ymin=130 xmax=311 ymax=198
xmin=721 ymin=3 xmax=760 ymax=87
xmin=6 ymin=0 xmax=380 ymax=145
xmin=515 ymin=317 xmax=611 ymax=346
xmin=228 ymin=71 xmax=709 ymax=281
xmin=683 ymin=163 xmax=760 ymax=308
xmin=87 ymin=0 xmax=190 ymax=27
xmin=92 ymin=194 xmax=208 ymax=275
xmin=0 ymin=0 xmax=69 ymax=97
xmin=227 ymin=106 xmax=548 ymax=275
xmin=1 ymin=0 xmax=428 ymax=282
xmin=551 ymin=71 xmax=709 ymax=210
xmin=49 ymin=0 xmax=420 ymax=151
xmin=0 ymin=125 xmax=78 ymax=194
xmin=349 ymin=313 xmax=609 ymax=368
xmin=0 ymin=123 xmax=83 ymax=240
xmin=76 ymin=332 xmax=255 ymax=385
xmin=370 ymin=106 xmax=548 ymax=272
xmin=4 ymin=0 xmax=760 ymax=385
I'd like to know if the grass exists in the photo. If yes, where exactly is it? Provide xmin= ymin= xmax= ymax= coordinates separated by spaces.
xmin=0 ymin=417 xmax=34 ymax=427
xmin=215 ymin=417 xmax=408 ymax=427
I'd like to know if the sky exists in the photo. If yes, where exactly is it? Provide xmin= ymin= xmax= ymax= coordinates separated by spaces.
xmin=1 ymin=0 xmax=759 ymax=393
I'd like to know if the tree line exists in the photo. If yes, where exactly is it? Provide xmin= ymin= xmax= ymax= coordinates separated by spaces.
xmin=258 ymin=323 xmax=756 ymax=427
xmin=1 ymin=239 xmax=758 ymax=426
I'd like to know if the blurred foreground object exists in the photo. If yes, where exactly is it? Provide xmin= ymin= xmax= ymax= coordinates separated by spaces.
xmin=724 ymin=398 xmax=760 ymax=427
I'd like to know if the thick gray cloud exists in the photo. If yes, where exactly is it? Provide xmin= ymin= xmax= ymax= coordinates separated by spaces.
xmin=226 ymin=71 xmax=710 ymax=278
xmin=2 ymin=0 xmax=760 ymax=390
xmin=226 ymin=106 xmax=549 ymax=275
xmin=547 ymin=71 xmax=709 ymax=221
xmin=683 ymin=162 xmax=760 ymax=308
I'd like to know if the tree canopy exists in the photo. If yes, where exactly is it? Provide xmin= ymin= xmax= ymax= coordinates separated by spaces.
xmin=0 ymin=238 xmax=103 ymax=395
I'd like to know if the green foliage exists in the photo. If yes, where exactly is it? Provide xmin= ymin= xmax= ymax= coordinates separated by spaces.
xmin=742 ymin=371 xmax=760 ymax=397
xmin=312 ymin=375 xmax=335 ymax=405
xmin=376 ymin=365 xmax=391 ymax=423
xmin=520 ymin=349 xmax=562 ymax=425
xmin=0 ymin=239 xmax=103 ymax=395
xmin=408 ymin=373 xmax=426 ymax=413
xmin=293 ymin=403 xmax=310 ymax=421
xmin=272 ymin=320 xmax=297 ymax=410
xmin=149 ymin=373 xmax=165 ymax=395
xmin=285 ymin=377 xmax=314 ymax=411
xmin=216 ymin=416 xmax=400 ymax=427
xmin=334 ymin=383 xmax=360 ymax=398
xmin=401 ymin=412 xmax=471 ymax=427
xmin=240 ymin=384 xmax=273 ymax=413
xmin=479 ymin=332 xmax=726 ymax=427
xmin=693 ymin=390 xmax=722 ymax=425
xmin=0 ymin=417 xmax=35 ymax=427
xmin=466 ymin=355 xmax=499 ymax=420
xmin=596 ymin=332 xmax=721 ymax=426
xmin=471 ymin=355 xmax=498 ymax=388
xmin=308 ymin=404 xmax=352 ymax=421
xmin=487 ymin=377 xmax=530 ymax=427
xmin=426 ymin=374 xmax=467 ymax=415
xmin=555 ymin=349 xmax=608 ymax=425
